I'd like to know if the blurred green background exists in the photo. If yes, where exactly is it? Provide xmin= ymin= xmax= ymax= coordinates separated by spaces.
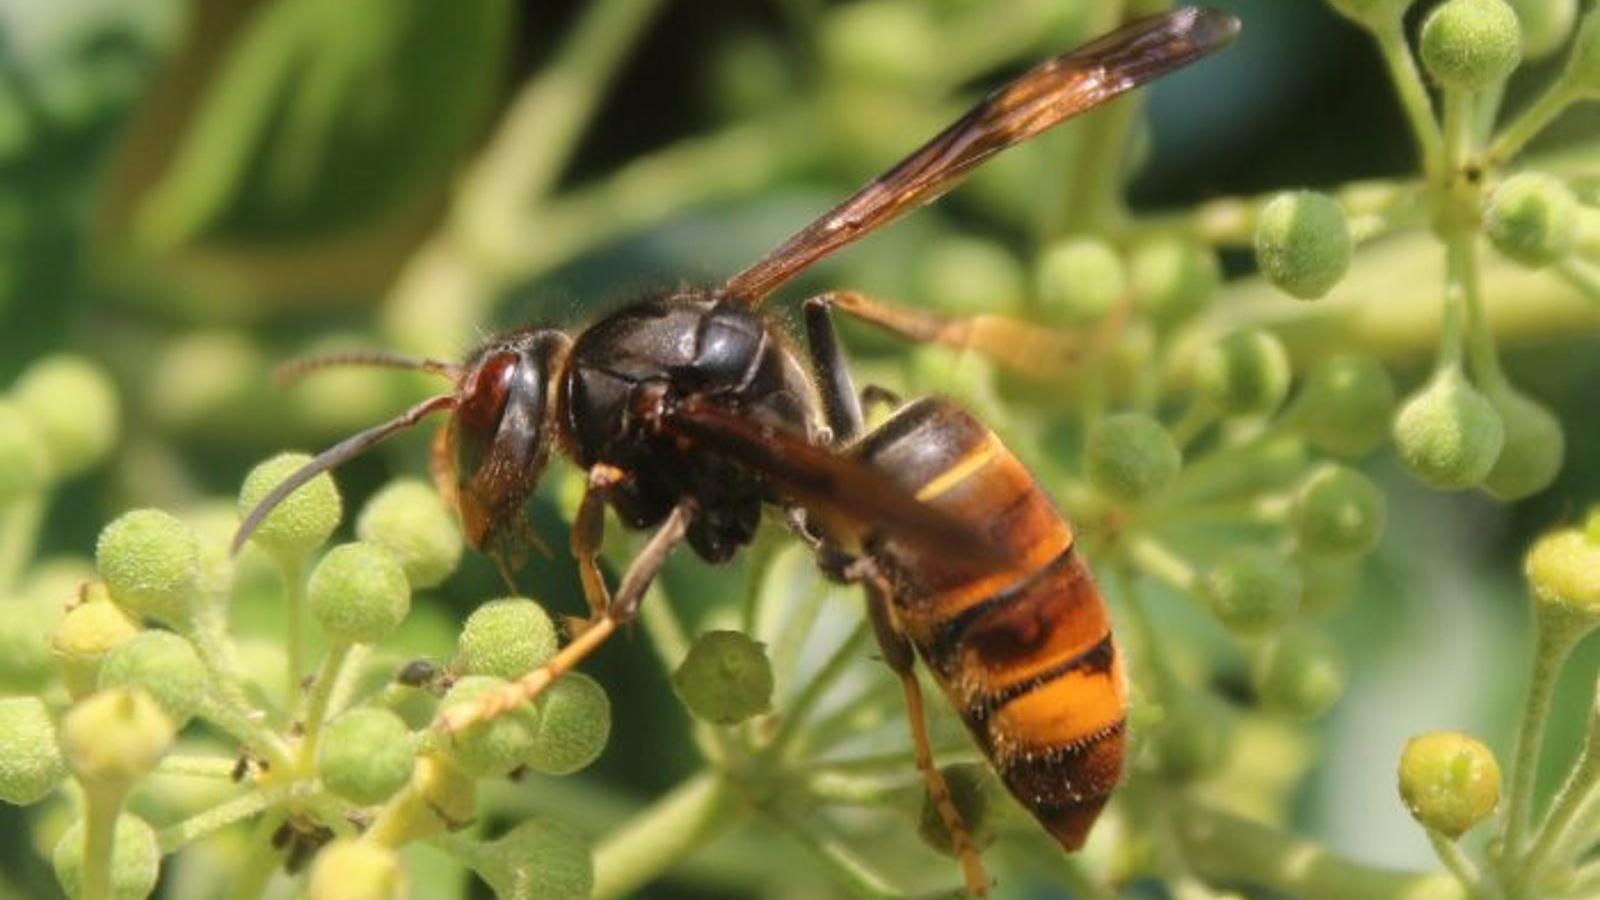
xmin=3 ymin=0 xmax=1600 ymax=896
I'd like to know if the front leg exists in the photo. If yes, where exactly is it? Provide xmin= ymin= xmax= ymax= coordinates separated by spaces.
xmin=437 ymin=498 xmax=693 ymax=734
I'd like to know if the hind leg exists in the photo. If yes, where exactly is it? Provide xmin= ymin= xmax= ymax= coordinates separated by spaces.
xmin=854 ymin=560 xmax=990 ymax=897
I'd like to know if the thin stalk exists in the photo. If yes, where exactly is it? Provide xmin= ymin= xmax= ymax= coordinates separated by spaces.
xmin=765 ymin=802 xmax=917 ymax=899
xmin=1426 ymin=830 xmax=1489 ymax=900
xmin=1554 ymin=257 xmax=1600 ymax=306
xmin=0 ymin=494 xmax=43 ymax=592
xmin=1174 ymin=799 xmax=1468 ymax=900
xmin=80 ymin=785 xmax=127 ymax=900
xmin=1488 ymin=83 xmax=1579 ymax=166
xmin=1502 ymin=615 xmax=1587 ymax=859
xmin=763 ymin=621 xmax=872 ymax=756
xmin=458 ymin=0 xmax=667 ymax=237
xmin=809 ymin=744 xmax=980 ymax=775
xmin=154 ymin=755 xmax=240 ymax=779
xmin=1371 ymin=18 xmax=1446 ymax=175
xmin=1125 ymin=536 xmax=1199 ymax=595
xmin=157 ymin=785 xmax=291 ymax=853
xmin=1517 ymin=711 xmax=1600 ymax=879
xmin=805 ymin=771 xmax=919 ymax=807
xmin=295 ymin=641 xmax=353 ymax=772
xmin=593 ymin=772 xmax=734 ymax=900
xmin=227 ymin=811 xmax=286 ymax=900
xmin=279 ymin=557 xmax=306 ymax=705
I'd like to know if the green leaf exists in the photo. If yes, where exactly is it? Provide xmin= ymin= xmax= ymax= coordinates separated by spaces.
xmin=136 ymin=0 xmax=512 ymax=247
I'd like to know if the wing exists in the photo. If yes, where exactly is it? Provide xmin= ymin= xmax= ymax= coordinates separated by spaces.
xmin=720 ymin=7 xmax=1239 ymax=305
xmin=659 ymin=398 xmax=1004 ymax=564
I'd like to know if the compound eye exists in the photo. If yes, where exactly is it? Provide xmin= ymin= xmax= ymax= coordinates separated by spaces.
xmin=456 ymin=352 xmax=518 ymax=434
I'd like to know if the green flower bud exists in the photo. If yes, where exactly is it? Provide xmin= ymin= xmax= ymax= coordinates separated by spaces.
xmin=1298 ymin=355 xmax=1397 ymax=458
xmin=1482 ymin=385 xmax=1564 ymax=499
xmin=1129 ymin=237 xmax=1219 ymax=328
xmin=1300 ymin=556 xmax=1364 ymax=615
xmin=918 ymin=763 xmax=997 ymax=856
xmin=0 ymin=593 xmax=63 ymax=693
xmin=356 ymin=479 xmax=462 ymax=589
xmin=63 ymin=688 xmax=174 ymax=786
xmin=95 ymin=509 xmax=201 ymax=627
xmin=0 ymin=400 xmax=49 ymax=505
xmin=98 ymin=631 xmax=207 ymax=729
xmin=1524 ymin=526 xmax=1600 ymax=620
xmin=526 ymin=672 xmax=611 ymax=776
xmin=1036 ymin=237 xmax=1126 ymax=326
xmin=456 ymin=598 xmax=558 ymax=681
xmin=1394 ymin=369 xmax=1505 ymax=489
xmin=1148 ymin=697 xmax=1231 ymax=782
xmin=672 ymin=630 xmax=774 ymax=726
xmin=1327 ymin=0 xmax=1411 ymax=28
xmin=52 ymin=598 xmax=141 ymax=698
xmin=821 ymin=0 xmax=937 ymax=85
xmin=0 ymin=696 xmax=66 ymax=805
xmin=308 ymin=543 xmax=411 ymax=645
xmin=1420 ymin=0 xmax=1523 ymax=92
xmin=1253 ymin=628 xmax=1346 ymax=719
xmin=1398 ymin=731 xmax=1501 ymax=837
xmin=1085 ymin=413 xmax=1181 ymax=502
xmin=307 ymin=839 xmax=405 ymax=900
xmin=1510 ymin=0 xmax=1577 ymax=59
xmin=1292 ymin=464 xmax=1387 ymax=558
xmin=439 ymin=676 xmax=538 ymax=778
xmin=237 ymin=453 xmax=342 ymax=563
xmin=320 ymin=708 xmax=415 ymax=805
xmin=1200 ymin=548 xmax=1302 ymax=635
xmin=13 ymin=355 xmax=119 ymax=479
xmin=473 ymin=817 xmax=593 ymax=900
xmin=1563 ymin=7 xmax=1600 ymax=95
xmin=1486 ymin=173 xmax=1578 ymax=267
xmin=1254 ymin=191 xmax=1353 ymax=300
xmin=917 ymin=236 xmax=1025 ymax=317
xmin=1195 ymin=329 xmax=1293 ymax=417
xmin=53 ymin=813 xmax=160 ymax=900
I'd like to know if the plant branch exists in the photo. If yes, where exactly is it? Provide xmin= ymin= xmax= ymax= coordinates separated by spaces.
xmin=1173 ymin=800 xmax=1467 ymax=900
xmin=593 ymin=771 xmax=735 ymax=900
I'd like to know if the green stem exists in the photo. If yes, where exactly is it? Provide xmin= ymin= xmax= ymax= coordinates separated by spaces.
xmin=0 ymin=494 xmax=43 ymax=592
xmin=457 ymin=0 xmax=668 ymax=270
xmin=1113 ymin=564 xmax=1181 ymax=699
xmin=295 ymin=641 xmax=353 ymax=773
xmin=80 ymin=785 xmax=127 ymax=900
xmin=1426 ymin=830 xmax=1488 ymax=899
xmin=1502 ymin=613 xmax=1587 ymax=860
xmin=1488 ymin=82 xmax=1579 ymax=166
xmin=1125 ymin=536 xmax=1199 ymax=594
xmin=764 ymin=801 xmax=925 ymax=899
xmin=636 ymin=583 xmax=737 ymax=763
xmin=226 ymin=811 xmax=287 ymax=900
xmin=1055 ymin=93 xmax=1141 ymax=236
xmin=593 ymin=771 xmax=734 ymax=900
xmin=279 ymin=557 xmax=306 ymax=706
xmin=1517 ymin=703 xmax=1600 ymax=880
xmin=154 ymin=755 xmax=240 ymax=779
xmin=157 ymin=785 xmax=292 ymax=853
xmin=763 ymin=621 xmax=871 ymax=756
xmin=1173 ymin=800 xmax=1467 ymax=900
xmin=1371 ymin=17 xmax=1445 ymax=176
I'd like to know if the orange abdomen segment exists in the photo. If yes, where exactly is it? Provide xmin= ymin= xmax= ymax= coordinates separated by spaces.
xmin=855 ymin=399 xmax=1126 ymax=851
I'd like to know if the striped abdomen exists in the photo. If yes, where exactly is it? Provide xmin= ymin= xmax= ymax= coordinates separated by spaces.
xmin=853 ymin=398 xmax=1126 ymax=850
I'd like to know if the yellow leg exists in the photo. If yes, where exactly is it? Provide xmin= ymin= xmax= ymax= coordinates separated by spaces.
xmin=897 ymin=670 xmax=990 ymax=898
xmin=859 ymin=569 xmax=990 ymax=897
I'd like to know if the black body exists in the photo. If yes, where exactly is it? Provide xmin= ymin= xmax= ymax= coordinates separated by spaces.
xmin=560 ymin=290 xmax=821 ymax=561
